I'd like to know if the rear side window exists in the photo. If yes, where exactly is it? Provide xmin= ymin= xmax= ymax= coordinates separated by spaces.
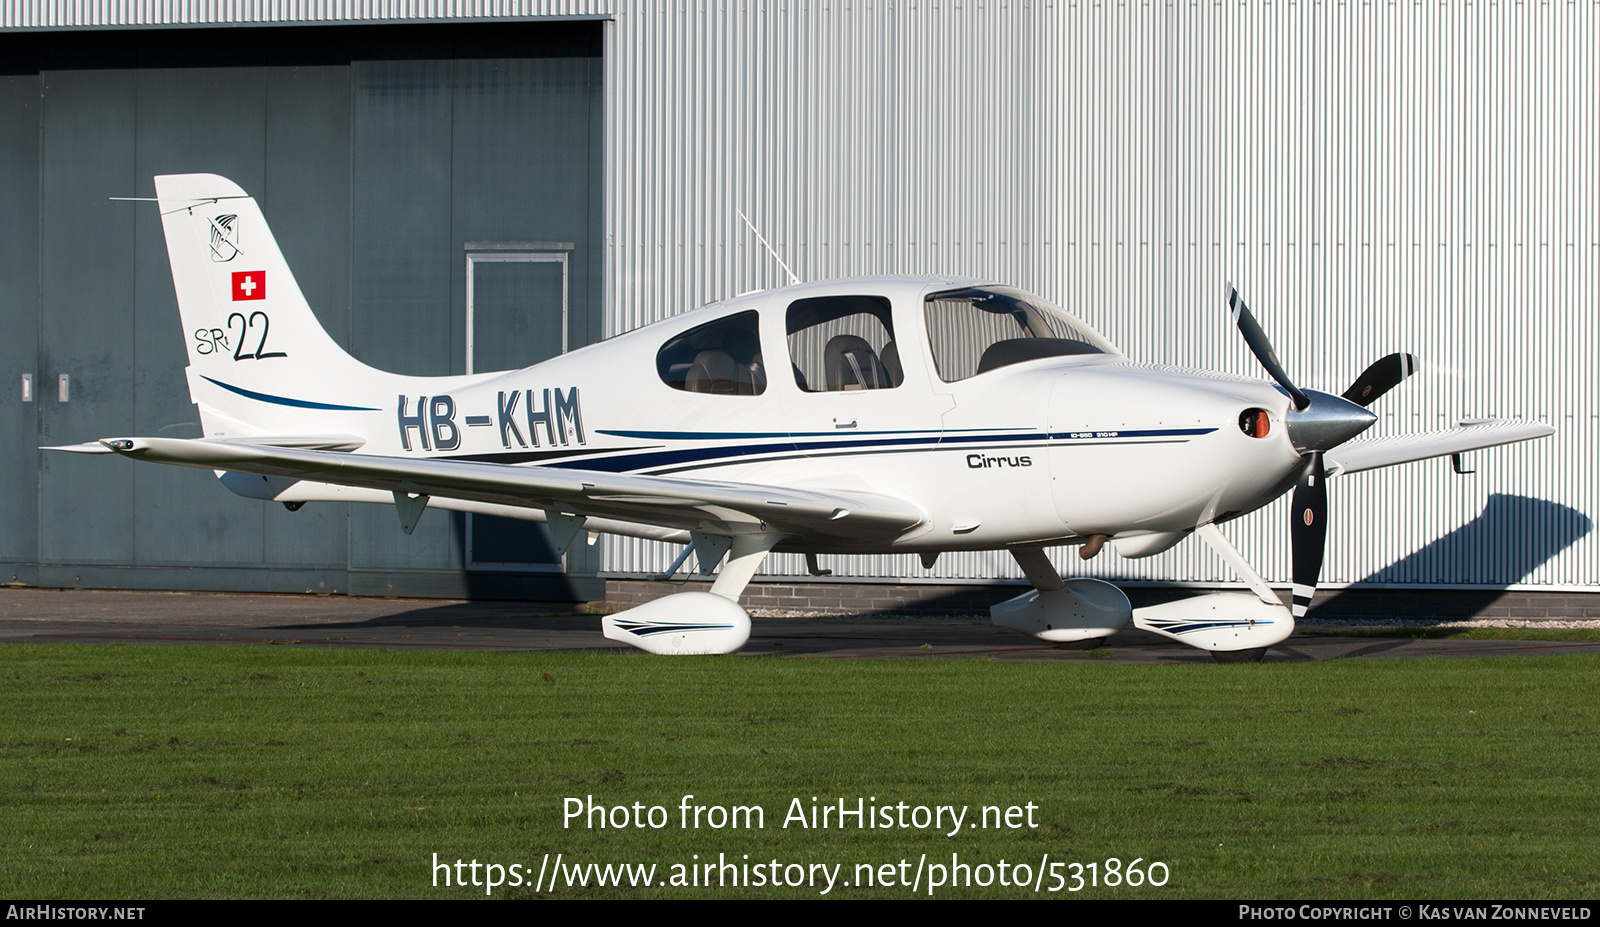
xmin=786 ymin=295 xmax=902 ymax=392
xmin=656 ymin=311 xmax=766 ymax=395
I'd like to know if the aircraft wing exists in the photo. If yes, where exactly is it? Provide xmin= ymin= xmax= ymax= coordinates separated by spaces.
xmin=1324 ymin=419 xmax=1553 ymax=477
xmin=86 ymin=436 xmax=925 ymax=541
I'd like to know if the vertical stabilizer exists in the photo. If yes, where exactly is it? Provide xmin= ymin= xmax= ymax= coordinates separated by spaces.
xmin=154 ymin=173 xmax=386 ymax=437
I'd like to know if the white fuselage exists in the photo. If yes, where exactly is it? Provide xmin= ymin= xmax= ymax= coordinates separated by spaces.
xmin=196 ymin=276 xmax=1304 ymax=554
xmin=84 ymin=174 xmax=1544 ymax=657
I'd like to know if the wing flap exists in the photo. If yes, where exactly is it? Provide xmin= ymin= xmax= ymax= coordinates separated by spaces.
xmin=93 ymin=436 xmax=924 ymax=540
xmin=1324 ymin=419 xmax=1552 ymax=477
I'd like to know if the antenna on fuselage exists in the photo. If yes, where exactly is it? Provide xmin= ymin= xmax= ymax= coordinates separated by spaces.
xmin=735 ymin=207 xmax=801 ymax=286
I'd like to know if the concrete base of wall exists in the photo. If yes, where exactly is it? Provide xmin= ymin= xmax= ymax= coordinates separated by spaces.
xmin=606 ymin=579 xmax=1600 ymax=622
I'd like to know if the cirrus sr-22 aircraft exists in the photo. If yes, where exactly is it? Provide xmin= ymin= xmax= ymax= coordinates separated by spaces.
xmin=52 ymin=174 xmax=1553 ymax=661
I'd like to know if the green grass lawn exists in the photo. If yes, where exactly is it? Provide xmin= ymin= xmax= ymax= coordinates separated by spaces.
xmin=1298 ymin=626 xmax=1600 ymax=643
xmin=2 ymin=644 xmax=1597 ymax=899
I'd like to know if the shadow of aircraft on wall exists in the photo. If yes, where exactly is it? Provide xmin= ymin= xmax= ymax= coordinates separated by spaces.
xmin=1307 ymin=493 xmax=1592 ymax=623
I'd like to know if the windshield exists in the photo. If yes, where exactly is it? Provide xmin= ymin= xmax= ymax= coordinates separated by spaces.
xmin=924 ymin=286 xmax=1119 ymax=382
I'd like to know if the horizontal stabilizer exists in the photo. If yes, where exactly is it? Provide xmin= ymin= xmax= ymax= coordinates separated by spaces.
xmin=46 ymin=435 xmax=364 ymax=454
xmin=1325 ymin=419 xmax=1553 ymax=477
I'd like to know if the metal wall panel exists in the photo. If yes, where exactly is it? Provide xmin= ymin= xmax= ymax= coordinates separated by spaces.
xmin=0 ymin=76 xmax=40 ymax=576
xmin=36 ymin=69 xmax=138 ymax=565
xmin=2 ymin=0 xmax=609 ymax=29
xmin=599 ymin=0 xmax=1598 ymax=593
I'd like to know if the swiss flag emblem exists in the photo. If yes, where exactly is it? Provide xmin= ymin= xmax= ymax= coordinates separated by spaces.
xmin=231 ymin=271 xmax=267 ymax=301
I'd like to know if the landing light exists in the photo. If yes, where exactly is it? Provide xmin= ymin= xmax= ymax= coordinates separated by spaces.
xmin=1238 ymin=408 xmax=1271 ymax=439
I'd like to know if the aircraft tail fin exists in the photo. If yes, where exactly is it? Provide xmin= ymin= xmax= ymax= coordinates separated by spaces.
xmin=154 ymin=173 xmax=385 ymax=438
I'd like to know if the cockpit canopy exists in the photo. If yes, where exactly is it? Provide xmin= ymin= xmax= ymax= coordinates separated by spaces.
xmin=655 ymin=282 xmax=1119 ymax=396
xmin=924 ymin=286 xmax=1119 ymax=382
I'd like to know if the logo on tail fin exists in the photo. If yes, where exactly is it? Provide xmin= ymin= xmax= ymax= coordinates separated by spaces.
xmin=231 ymin=271 xmax=267 ymax=301
xmin=209 ymin=214 xmax=240 ymax=262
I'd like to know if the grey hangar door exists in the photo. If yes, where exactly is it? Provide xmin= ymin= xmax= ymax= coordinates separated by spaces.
xmin=0 ymin=23 xmax=605 ymax=601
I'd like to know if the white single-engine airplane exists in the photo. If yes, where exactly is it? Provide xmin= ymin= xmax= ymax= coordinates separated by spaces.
xmin=53 ymin=174 xmax=1553 ymax=660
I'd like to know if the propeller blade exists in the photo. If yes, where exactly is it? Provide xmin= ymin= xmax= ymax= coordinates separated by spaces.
xmin=1290 ymin=452 xmax=1328 ymax=619
xmin=1225 ymin=283 xmax=1310 ymax=410
xmin=1341 ymin=352 xmax=1418 ymax=407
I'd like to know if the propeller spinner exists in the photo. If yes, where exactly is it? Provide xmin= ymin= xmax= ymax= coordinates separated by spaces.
xmin=1225 ymin=284 xmax=1417 ymax=618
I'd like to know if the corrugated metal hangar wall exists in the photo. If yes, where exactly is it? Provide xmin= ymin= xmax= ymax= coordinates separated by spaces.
xmin=602 ymin=0 xmax=1597 ymax=595
xmin=2 ymin=1 xmax=1594 ymax=599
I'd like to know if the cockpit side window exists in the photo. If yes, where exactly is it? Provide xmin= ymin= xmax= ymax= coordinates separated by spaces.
xmin=656 ymin=310 xmax=766 ymax=395
xmin=924 ymin=286 xmax=1118 ymax=382
xmin=786 ymin=295 xmax=901 ymax=392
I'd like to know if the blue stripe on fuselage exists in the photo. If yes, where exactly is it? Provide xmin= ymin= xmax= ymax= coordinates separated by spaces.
xmin=200 ymin=376 xmax=381 ymax=412
xmin=545 ymin=427 xmax=1216 ymax=473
